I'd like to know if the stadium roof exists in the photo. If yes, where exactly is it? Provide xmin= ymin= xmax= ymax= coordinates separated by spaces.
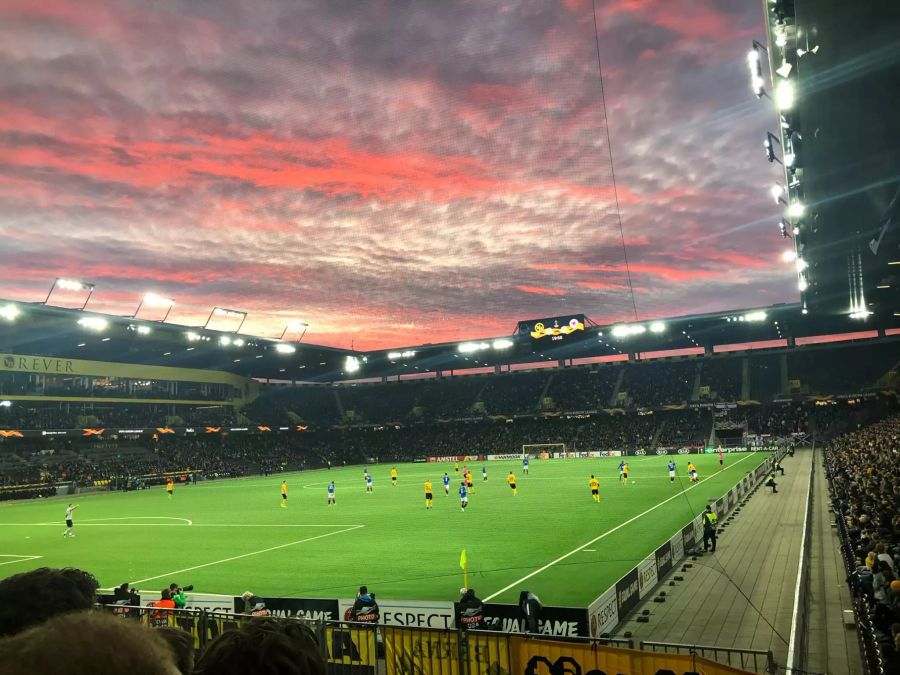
xmin=3 ymin=298 xmax=899 ymax=383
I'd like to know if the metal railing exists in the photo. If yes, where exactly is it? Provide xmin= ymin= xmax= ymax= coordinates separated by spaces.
xmin=640 ymin=640 xmax=776 ymax=674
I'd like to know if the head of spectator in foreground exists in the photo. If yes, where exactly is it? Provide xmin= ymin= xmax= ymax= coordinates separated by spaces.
xmin=156 ymin=626 xmax=195 ymax=675
xmin=0 ymin=567 xmax=99 ymax=637
xmin=0 ymin=610 xmax=180 ymax=675
xmin=194 ymin=616 xmax=326 ymax=675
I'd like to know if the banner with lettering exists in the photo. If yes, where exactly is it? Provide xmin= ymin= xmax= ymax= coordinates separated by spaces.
xmin=509 ymin=635 xmax=755 ymax=675
xmin=383 ymin=626 xmax=460 ymax=675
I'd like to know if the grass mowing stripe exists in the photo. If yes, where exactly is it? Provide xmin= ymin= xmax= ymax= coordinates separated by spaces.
xmin=483 ymin=452 xmax=757 ymax=602
xmin=128 ymin=524 xmax=364 ymax=586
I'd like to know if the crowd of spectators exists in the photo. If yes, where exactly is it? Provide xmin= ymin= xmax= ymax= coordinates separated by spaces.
xmin=0 ymin=567 xmax=328 ymax=675
xmin=824 ymin=415 xmax=900 ymax=669
xmin=700 ymin=358 xmax=743 ymax=402
xmin=657 ymin=410 xmax=711 ymax=447
xmin=544 ymin=367 xmax=619 ymax=411
xmin=0 ymin=403 xmax=235 ymax=431
xmin=620 ymin=360 xmax=697 ymax=407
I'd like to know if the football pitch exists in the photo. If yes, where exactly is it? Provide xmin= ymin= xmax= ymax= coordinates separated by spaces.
xmin=0 ymin=452 xmax=768 ymax=606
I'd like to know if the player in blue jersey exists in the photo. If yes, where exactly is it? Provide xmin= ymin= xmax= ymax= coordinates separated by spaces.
xmin=365 ymin=472 xmax=373 ymax=492
xmin=443 ymin=473 xmax=451 ymax=495
xmin=327 ymin=481 xmax=336 ymax=505
xmin=522 ymin=457 xmax=529 ymax=475
xmin=618 ymin=460 xmax=626 ymax=483
xmin=482 ymin=465 xmax=487 ymax=481
xmin=667 ymin=460 xmax=676 ymax=483
xmin=459 ymin=482 xmax=469 ymax=511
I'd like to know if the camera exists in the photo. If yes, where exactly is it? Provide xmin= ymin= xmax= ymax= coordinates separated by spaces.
xmin=177 ymin=585 xmax=194 ymax=593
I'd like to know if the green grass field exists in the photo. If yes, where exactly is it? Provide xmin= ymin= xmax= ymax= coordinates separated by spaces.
xmin=0 ymin=452 xmax=768 ymax=606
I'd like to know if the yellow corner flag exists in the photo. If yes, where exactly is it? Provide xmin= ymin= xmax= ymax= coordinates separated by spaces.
xmin=460 ymin=549 xmax=468 ymax=588
xmin=460 ymin=549 xmax=467 ymax=570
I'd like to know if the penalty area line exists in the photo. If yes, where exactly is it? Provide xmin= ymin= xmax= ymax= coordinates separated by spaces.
xmin=128 ymin=524 xmax=365 ymax=586
xmin=483 ymin=452 xmax=758 ymax=602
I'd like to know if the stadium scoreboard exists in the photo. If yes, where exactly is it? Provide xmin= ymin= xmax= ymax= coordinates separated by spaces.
xmin=516 ymin=314 xmax=587 ymax=343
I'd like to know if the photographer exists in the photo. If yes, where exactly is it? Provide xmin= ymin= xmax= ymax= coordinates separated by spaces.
xmin=457 ymin=588 xmax=486 ymax=631
xmin=349 ymin=586 xmax=379 ymax=623
xmin=168 ymin=583 xmax=193 ymax=610
xmin=240 ymin=591 xmax=269 ymax=616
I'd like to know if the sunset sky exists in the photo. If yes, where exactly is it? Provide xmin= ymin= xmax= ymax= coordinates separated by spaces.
xmin=0 ymin=0 xmax=790 ymax=350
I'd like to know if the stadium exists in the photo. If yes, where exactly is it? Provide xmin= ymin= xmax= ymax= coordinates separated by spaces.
xmin=1 ymin=2 xmax=899 ymax=675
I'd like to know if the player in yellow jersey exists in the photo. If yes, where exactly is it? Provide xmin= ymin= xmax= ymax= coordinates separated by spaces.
xmin=621 ymin=463 xmax=629 ymax=485
xmin=424 ymin=480 xmax=433 ymax=509
xmin=465 ymin=470 xmax=474 ymax=494
xmin=281 ymin=480 xmax=288 ymax=508
xmin=507 ymin=471 xmax=517 ymax=496
xmin=166 ymin=478 xmax=174 ymax=498
xmin=687 ymin=462 xmax=697 ymax=482
xmin=391 ymin=467 xmax=398 ymax=486
xmin=589 ymin=475 xmax=600 ymax=502
xmin=454 ymin=461 xmax=459 ymax=473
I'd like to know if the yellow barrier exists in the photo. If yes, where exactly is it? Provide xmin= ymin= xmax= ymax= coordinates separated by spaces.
xmin=509 ymin=635 xmax=756 ymax=675
xmin=384 ymin=626 xmax=460 ymax=675
xmin=326 ymin=625 xmax=378 ymax=666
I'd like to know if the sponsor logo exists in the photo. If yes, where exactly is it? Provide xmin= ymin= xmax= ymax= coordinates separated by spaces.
xmin=1 ymin=356 xmax=75 ymax=373
xmin=617 ymin=577 xmax=638 ymax=610
xmin=41 ymin=430 xmax=67 ymax=436
xmin=677 ymin=448 xmax=691 ymax=454
xmin=634 ymin=450 xmax=647 ymax=456
xmin=655 ymin=449 xmax=669 ymax=455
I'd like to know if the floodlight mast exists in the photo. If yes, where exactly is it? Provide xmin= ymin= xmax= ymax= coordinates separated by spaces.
xmin=204 ymin=306 xmax=248 ymax=333
xmin=133 ymin=293 xmax=175 ymax=322
xmin=280 ymin=321 xmax=309 ymax=341
xmin=44 ymin=277 xmax=95 ymax=310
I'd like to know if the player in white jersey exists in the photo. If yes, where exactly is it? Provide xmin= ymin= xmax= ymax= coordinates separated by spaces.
xmin=63 ymin=503 xmax=79 ymax=537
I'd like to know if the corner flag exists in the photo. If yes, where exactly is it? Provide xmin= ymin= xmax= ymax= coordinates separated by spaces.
xmin=460 ymin=549 xmax=467 ymax=570
xmin=460 ymin=549 xmax=468 ymax=587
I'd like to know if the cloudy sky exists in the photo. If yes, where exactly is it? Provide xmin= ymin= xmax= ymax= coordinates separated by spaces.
xmin=0 ymin=0 xmax=790 ymax=349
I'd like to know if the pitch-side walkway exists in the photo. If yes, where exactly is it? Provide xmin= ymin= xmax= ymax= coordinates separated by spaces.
xmin=619 ymin=449 xmax=813 ymax=671
xmin=805 ymin=449 xmax=863 ymax=674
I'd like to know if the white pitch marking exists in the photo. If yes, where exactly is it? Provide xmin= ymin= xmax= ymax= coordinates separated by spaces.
xmin=484 ymin=452 xmax=758 ymax=601
xmin=581 ymin=549 xmax=597 ymax=552
xmin=128 ymin=524 xmax=364 ymax=586
xmin=0 ymin=555 xmax=42 ymax=566
xmin=81 ymin=516 xmax=194 ymax=525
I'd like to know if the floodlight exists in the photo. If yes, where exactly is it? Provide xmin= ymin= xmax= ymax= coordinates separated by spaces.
xmin=849 ymin=310 xmax=872 ymax=320
xmin=649 ymin=322 xmax=666 ymax=334
xmin=275 ymin=343 xmax=296 ymax=354
xmin=458 ymin=342 xmax=489 ymax=353
xmin=784 ymin=152 xmax=796 ymax=168
xmin=787 ymin=202 xmax=805 ymax=219
xmin=769 ymin=184 xmax=785 ymax=204
xmin=796 ymin=45 xmax=819 ymax=58
xmin=186 ymin=331 xmax=201 ymax=342
xmin=0 ymin=304 xmax=20 ymax=321
xmin=779 ymin=219 xmax=791 ymax=238
xmin=743 ymin=311 xmax=768 ymax=322
xmin=46 ymin=277 xmax=96 ymax=310
xmin=775 ymin=61 xmax=792 ymax=79
xmin=77 ymin=316 xmax=108 ymax=331
xmin=280 ymin=320 xmax=310 ymax=340
xmin=344 ymin=356 xmax=361 ymax=373
xmin=387 ymin=352 xmax=402 ymax=360
xmin=781 ymin=250 xmax=797 ymax=263
xmin=492 ymin=339 xmax=514 ymax=350
xmin=57 ymin=278 xmax=89 ymax=292
xmin=792 ymin=226 xmax=800 ymax=236
xmin=143 ymin=292 xmax=173 ymax=308
xmin=137 ymin=325 xmax=151 ymax=335
xmin=611 ymin=325 xmax=629 ymax=337
xmin=795 ymin=258 xmax=808 ymax=272
xmin=774 ymin=30 xmax=787 ymax=48
xmin=775 ymin=80 xmax=794 ymax=110
xmin=798 ymin=278 xmax=808 ymax=292
xmin=0 ymin=401 xmax=11 ymax=408
xmin=219 ymin=336 xmax=232 ymax=346
xmin=233 ymin=338 xmax=245 ymax=347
